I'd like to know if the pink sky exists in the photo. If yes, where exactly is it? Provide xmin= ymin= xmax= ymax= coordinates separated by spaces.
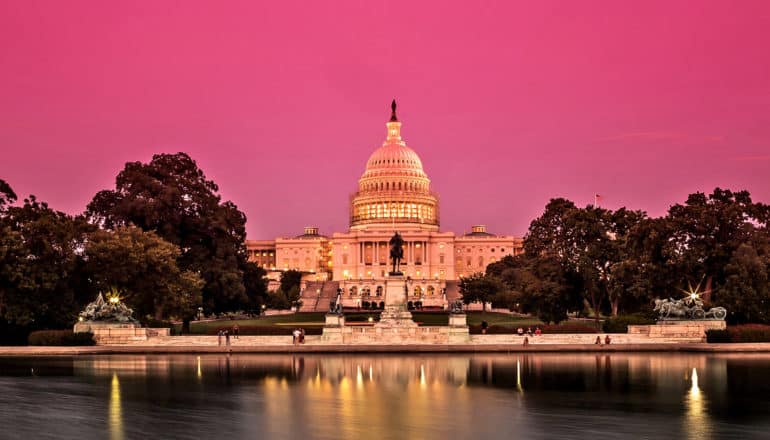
xmin=1 ymin=0 xmax=769 ymax=239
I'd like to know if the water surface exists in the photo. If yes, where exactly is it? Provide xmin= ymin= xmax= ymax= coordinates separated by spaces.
xmin=1 ymin=353 xmax=769 ymax=439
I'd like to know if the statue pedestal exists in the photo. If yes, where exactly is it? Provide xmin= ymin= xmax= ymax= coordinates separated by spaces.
xmin=375 ymin=275 xmax=417 ymax=328
xmin=73 ymin=321 xmax=170 ymax=344
xmin=628 ymin=320 xmax=726 ymax=340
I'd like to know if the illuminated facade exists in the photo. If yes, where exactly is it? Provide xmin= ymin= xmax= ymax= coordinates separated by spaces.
xmin=246 ymin=102 xmax=522 ymax=309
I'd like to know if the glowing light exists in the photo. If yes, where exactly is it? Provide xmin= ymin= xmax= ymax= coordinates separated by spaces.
xmin=368 ymin=316 xmax=374 ymax=323
xmin=197 ymin=356 xmax=202 ymax=379
xmin=109 ymin=373 xmax=124 ymax=440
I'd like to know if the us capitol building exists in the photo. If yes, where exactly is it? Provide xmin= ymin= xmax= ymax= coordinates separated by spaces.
xmin=246 ymin=101 xmax=523 ymax=311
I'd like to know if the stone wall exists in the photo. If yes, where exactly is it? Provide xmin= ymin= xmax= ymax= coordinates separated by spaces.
xmin=628 ymin=321 xmax=726 ymax=340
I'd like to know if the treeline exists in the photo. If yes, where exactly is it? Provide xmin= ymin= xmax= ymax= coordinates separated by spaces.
xmin=0 ymin=153 xmax=271 ymax=343
xmin=461 ymin=189 xmax=770 ymax=324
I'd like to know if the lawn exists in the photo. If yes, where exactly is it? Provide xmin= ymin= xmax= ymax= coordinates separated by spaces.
xmin=185 ymin=311 xmax=543 ymax=334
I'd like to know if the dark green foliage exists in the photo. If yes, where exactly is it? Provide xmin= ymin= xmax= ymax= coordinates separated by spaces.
xmin=707 ymin=325 xmax=770 ymax=343
xmin=705 ymin=329 xmax=731 ymax=343
xmin=279 ymin=270 xmax=303 ymax=294
xmin=0 ymin=194 xmax=94 ymax=329
xmin=84 ymin=226 xmax=203 ymax=320
xmin=267 ymin=290 xmax=291 ymax=309
xmin=86 ymin=152 xmax=249 ymax=314
xmin=242 ymin=262 xmax=268 ymax=314
xmin=459 ymin=272 xmax=504 ymax=311
xmin=602 ymin=313 xmax=656 ymax=333
xmin=28 ymin=330 xmax=95 ymax=346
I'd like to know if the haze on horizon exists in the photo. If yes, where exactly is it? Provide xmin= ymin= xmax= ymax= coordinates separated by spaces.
xmin=1 ymin=0 xmax=769 ymax=239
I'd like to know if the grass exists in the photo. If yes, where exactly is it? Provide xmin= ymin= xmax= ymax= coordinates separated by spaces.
xmin=184 ymin=311 xmax=544 ymax=334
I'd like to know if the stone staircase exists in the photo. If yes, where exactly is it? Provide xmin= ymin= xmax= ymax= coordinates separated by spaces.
xmin=298 ymin=281 xmax=339 ymax=312
xmin=299 ymin=281 xmax=324 ymax=312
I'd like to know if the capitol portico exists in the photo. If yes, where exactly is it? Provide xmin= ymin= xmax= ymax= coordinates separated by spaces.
xmin=246 ymin=101 xmax=523 ymax=310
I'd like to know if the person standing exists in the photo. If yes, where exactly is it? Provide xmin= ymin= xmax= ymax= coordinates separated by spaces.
xmin=218 ymin=330 xmax=223 ymax=346
xmin=225 ymin=330 xmax=231 ymax=346
xmin=233 ymin=324 xmax=239 ymax=340
xmin=292 ymin=329 xmax=300 ymax=345
xmin=605 ymin=335 xmax=611 ymax=345
xmin=481 ymin=320 xmax=489 ymax=335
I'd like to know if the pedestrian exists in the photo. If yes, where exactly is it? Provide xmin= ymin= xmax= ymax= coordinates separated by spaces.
xmin=523 ymin=336 xmax=529 ymax=347
xmin=535 ymin=327 xmax=542 ymax=336
xmin=605 ymin=334 xmax=611 ymax=345
xmin=217 ymin=330 xmax=223 ymax=346
xmin=526 ymin=327 xmax=533 ymax=336
xmin=292 ymin=328 xmax=300 ymax=345
xmin=481 ymin=320 xmax=489 ymax=335
xmin=300 ymin=328 xmax=305 ymax=344
xmin=233 ymin=324 xmax=239 ymax=339
xmin=225 ymin=330 xmax=230 ymax=346
xmin=595 ymin=336 xmax=602 ymax=345
xmin=517 ymin=327 xmax=524 ymax=336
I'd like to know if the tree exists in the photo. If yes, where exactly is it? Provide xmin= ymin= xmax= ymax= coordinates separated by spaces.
xmin=0 ymin=195 xmax=93 ymax=329
xmin=459 ymin=273 xmax=502 ymax=311
xmin=0 ymin=178 xmax=17 ymax=211
xmin=720 ymin=240 xmax=770 ymax=324
xmin=86 ymin=152 xmax=249 ymax=313
xmin=84 ymin=226 xmax=203 ymax=320
xmin=242 ymin=261 xmax=268 ymax=314
xmin=279 ymin=269 xmax=303 ymax=295
xmin=665 ymin=188 xmax=769 ymax=304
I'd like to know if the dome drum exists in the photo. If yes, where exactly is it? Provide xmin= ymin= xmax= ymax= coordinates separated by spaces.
xmin=349 ymin=102 xmax=440 ymax=231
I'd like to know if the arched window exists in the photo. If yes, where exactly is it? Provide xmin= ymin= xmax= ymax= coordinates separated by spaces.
xmin=376 ymin=286 xmax=383 ymax=296
xmin=427 ymin=286 xmax=435 ymax=296
xmin=350 ymin=286 xmax=358 ymax=296
xmin=414 ymin=286 xmax=423 ymax=297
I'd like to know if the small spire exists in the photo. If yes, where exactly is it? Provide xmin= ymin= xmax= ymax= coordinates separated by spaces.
xmin=390 ymin=99 xmax=398 ymax=122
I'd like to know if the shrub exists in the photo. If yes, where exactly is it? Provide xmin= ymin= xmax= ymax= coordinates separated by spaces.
xmin=706 ymin=329 xmax=731 ymax=343
xmin=28 ymin=330 xmax=96 ymax=346
xmin=603 ymin=313 xmax=656 ymax=333
xmin=708 ymin=324 xmax=770 ymax=343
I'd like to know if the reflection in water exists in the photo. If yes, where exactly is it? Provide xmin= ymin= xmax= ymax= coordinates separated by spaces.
xmin=1 ymin=353 xmax=770 ymax=439
xmin=686 ymin=368 xmax=711 ymax=440
xmin=109 ymin=373 xmax=123 ymax=440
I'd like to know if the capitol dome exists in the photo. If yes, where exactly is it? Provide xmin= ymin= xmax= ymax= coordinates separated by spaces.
xmin=349 ymin=101 xmax=440 ymax=231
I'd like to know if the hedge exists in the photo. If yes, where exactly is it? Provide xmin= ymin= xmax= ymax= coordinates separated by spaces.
xmin=28 ymin=330 xmax=96 ymax=346
xmin=603 ymin=313 xmax=656 ymax=333
xmin=707 ymin=324 xmax=770 ymax=343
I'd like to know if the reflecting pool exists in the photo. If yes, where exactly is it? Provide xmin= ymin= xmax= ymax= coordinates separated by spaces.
xmin=1 ymin=353 xmax=769 ymax=439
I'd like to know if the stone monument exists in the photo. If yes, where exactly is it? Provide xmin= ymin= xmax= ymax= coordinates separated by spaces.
xmin=375 ymin=232 xmax=417 ymax=328
xmin=74 ymin=291 xmax=170 ymax=344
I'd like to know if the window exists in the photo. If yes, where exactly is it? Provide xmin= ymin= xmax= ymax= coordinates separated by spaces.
xmin=466 ymin=257 xmax=471 ymax=267
xmin=414 ymin=286 xmax=423 ymax=297
xmin=478 ymin=256 xmax=484 ymax=268
xmin=439 ymin=254 xmax=445 ymax=264
xmin=342 ymin=254 xmax=348 ymax=264
xmin=427 ymin=286 xmax=435 ymax=296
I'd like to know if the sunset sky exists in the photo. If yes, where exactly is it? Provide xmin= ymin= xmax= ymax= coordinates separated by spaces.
xmin=1 ymin=0 xmax=769 ymax=239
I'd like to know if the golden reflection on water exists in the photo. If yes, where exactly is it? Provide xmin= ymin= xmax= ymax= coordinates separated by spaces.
xmin=685 ymin=367 xmax=711 ymax=440
xmin=63 ymin=353 xmax=770 ymax=439
xmin=109 ymin=373 xmax=123 ymax=440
